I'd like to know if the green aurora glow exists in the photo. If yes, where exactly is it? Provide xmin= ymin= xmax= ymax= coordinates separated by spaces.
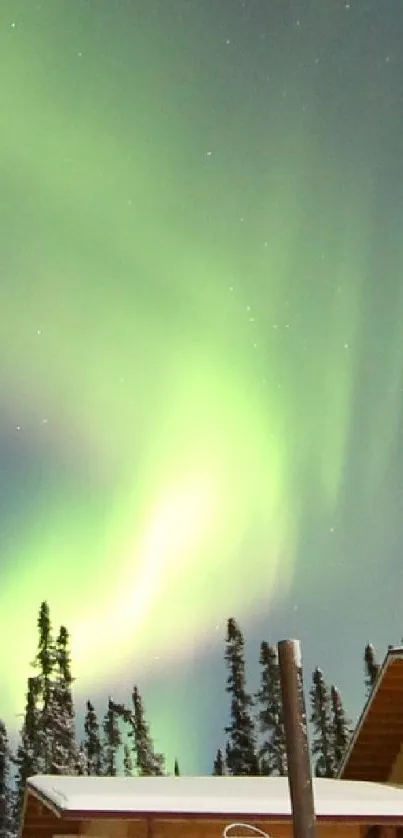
xmin=1 ymin=0 xmax=403 ymax=770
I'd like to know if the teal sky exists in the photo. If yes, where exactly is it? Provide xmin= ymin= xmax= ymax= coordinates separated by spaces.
xmin=1 ymin=0 xmax=403 ymax=771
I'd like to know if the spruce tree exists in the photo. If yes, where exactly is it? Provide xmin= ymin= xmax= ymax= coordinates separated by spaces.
xmin=36 ymin=602 xmax=53 ymax=704
xmin=174 ymin=759 xmax=180 ymax=776
xmin=224 ymin=618 xmax=259 ymax=776
xmin=0 ymin=721 xmax=11 ymax=838
xmin=364 ymin=644 xmax=380 ymax=696
xmin=32 ymin=605 xmax=79 ymax=775
xmin=330 ymin=685 xmax=351 ymax=771
xmin=34 ymin=601 xmax=55 ymax=772
xmin=14 ymin=676 xmax=41 ymax=824
xmin=129 ymin=687 xmax=165 ymax=776
xmin=256 ymin=642 xmax=287 ymax=776
xmin=123 ymin=745 xmax=133 ymax=777
xmin=75 ymin=744 xmax=87 ymax=776
xmin=102 ymin=698 xmax=122 ymax=776
xmin=15 ymin=603 xmax=79 ymax=818
xmin=310 ymin=667 xmax=334 ymax=778
xmin=83 ymin=701 xmax=102 ymax=775
xmin=48 ymin=626 xmax=77 ymax=773
xmin=212 ymin=748 xmax=224 ymax=776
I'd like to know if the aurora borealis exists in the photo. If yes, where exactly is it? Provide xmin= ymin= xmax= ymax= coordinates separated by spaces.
xmin=1 ymin=0 xmax=403 ymax=771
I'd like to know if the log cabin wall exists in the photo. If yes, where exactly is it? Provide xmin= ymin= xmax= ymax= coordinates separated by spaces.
xmin=20 ymin=792 xmax=82 ymax=838
xmin=77 ymin=818 xmax=360 ymax=838
xmin=389 ymin=744 xmax=403 ymax=784
xmin=361 ymin=828 xmax=403 ymax=838
xmin=153 ymin=821 xmax=358 ymax=838
xmin=338 ymin=650 xmax=403 ymax=783
xmin=81 ymin=819 xmax=139 ymax=838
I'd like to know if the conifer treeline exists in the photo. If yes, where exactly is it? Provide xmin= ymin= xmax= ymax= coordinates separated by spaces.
xmin=1 ymin=602 xmax=169 ymax=837
xmin=0 ymin=605 xmax=383 ymax=837
xmin=216 ymin=625 xmax=381 ymax=779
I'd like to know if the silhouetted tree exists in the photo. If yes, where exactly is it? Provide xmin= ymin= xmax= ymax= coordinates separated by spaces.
xmin=224 ymin=618 xmax=259 ymax=775
xmin=213 ymin=748 xmax=225 ymax=775
xmin=0 ymin=721 xmax=12 ymax=838
xmin=75 ymin=744 xmax=87 ymax=775
xmin=48 ymin=626 xmax=77 ymax=773
xmin=123 ymin=744 xmax=133 ymax=776
xmin=364 ymin=644 xmax=380 ymax=696
xmin=256 ymin=642 xmax=287 ymax=775
xmin=36 ymin=602 xmax=53 ymax=703
xmin=310 ymin=667 xmax=334 ymax=777
xmin=83 ymin=701 xmax=102 ymax=775
xmin=102 ymin=698 xmax=122 ymax=776
xmin=130 ymin=687 xmax=165 ymax=776
xmin=35 ymin=601 xmax=55 ymax=772
xmin=14 ymin=676 xmax=41 ymax=824
xmin=330 ymin=685 xmax=351 ymax=772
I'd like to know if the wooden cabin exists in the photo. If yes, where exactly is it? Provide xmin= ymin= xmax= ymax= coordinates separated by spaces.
xmin=338 ymin=646 xmax=403 ymax=783
xmin=21 ymin=775 xmax=403 ymax=838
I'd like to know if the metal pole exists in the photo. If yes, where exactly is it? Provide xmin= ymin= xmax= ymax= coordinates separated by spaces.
xmin=278 ymin=639 xmax=317 ymax=838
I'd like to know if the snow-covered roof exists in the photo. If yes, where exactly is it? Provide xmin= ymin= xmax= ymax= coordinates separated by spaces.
xmin=27 ymin=775 xmax=403 ymax=820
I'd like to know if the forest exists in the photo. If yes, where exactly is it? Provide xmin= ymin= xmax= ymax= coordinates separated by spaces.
xmin=0 ymin=602 xmax=381 ymax=838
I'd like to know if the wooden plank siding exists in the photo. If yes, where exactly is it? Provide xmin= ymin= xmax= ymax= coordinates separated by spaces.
xmin=389 ymin=744 xmax=403 ymax=784
xmin=20 ymin=793 xmax=82 ymax=838
xmin=70 ymin=818 xmax=361 ymax=838
xmin=19 ymin=795 xmax=367 ymax=838
xmin=339 ymin=651 xmax=403 ymax=782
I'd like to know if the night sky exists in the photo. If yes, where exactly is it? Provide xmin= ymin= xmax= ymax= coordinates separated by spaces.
xmin=1 ymin=0 xmax=403 ymax=772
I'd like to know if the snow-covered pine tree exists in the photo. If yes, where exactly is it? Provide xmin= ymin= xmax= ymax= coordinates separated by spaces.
xmin=212 ymin=748 xmax=225 ymax=776
xmin=330 ymin=685 xmax=351 ymax=771
xmin=15 ymin=604 xmax=79 ymax=819
xmin=14 ymin=676 xmax=41 ymax=826
xmin=224 ymin=618 xmax=259 ymax=776
xmin=102 ymin=699 xmax=122 ymax=776
xmin=75 ymin=744 xmax=87 ymax=776
xmin=49 ymin=626 xmax=78 ymax=773
xmin=310 ymin=667 xmax=334 ymax=778
xmin=129 ymin=687 xmax=165 ymax=776
xmin=123 ymin=745 xmax=133 ymax=777
xmin=83 ymin=701 xmax=102 ymax=775
xmin=36 ymin=602 xmax=53 ymax=703
xmin=0 ymin=721 xmax=12 ymax=838
xmin=255 ymin=642 xmax=287 ymax=776
xmin=364 ymin=644 xmax=380 ymax=697
xmin=34 ymin=601 xmax=56 ymax=772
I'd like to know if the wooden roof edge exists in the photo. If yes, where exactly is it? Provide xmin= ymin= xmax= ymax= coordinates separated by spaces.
xmin=18 ymin=808 xmax=403 ymax=825
xmin=18 ymin=787 xmax=30 ymax=838
xmin=337 ymin=646 xmax=403 ymax=779
xmin=25 ymin=784 xmax=63 ymax=820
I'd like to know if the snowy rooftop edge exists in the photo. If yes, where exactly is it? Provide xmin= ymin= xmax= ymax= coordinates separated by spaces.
xmin=27 ymin=776 xmax=403 ymax=819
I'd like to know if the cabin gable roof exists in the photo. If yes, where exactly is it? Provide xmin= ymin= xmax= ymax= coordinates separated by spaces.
xmin=338 ymin=646 xmax=403 ymax=781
